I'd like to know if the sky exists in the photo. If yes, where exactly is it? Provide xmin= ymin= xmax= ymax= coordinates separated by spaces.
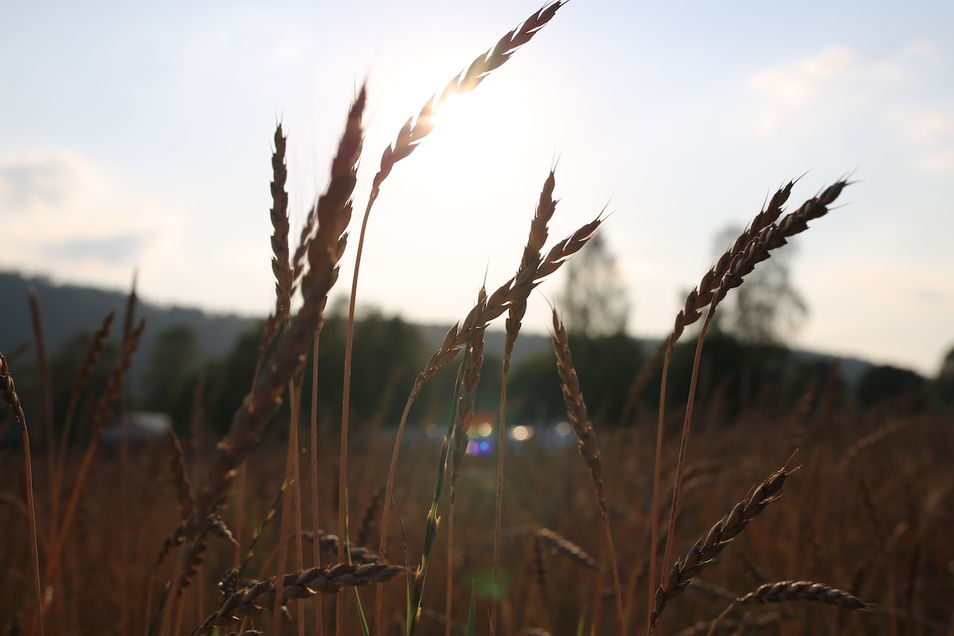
xmin=1 ymin=0 xmax=953 ymax=375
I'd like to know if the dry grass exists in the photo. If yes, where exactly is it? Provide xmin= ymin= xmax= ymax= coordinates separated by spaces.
xmin=493 ymin=172 xmax=559 ymax=632
xmin=3 ymin=4 xmax=951 ymax=636
xmin=191 ymin=563 xmax=407 ymax=636
xmin=650 ymin=464 xmax=795 ymax=632
xmin=551 ymin=309 xmax=624 ymax=633
xmin=4 ymin=391 xmax=951 ymax=633
xmin=536 ymin=529 xmax=598 ymax=572
xmin=1 ymin=352 xmax=44 ymax=636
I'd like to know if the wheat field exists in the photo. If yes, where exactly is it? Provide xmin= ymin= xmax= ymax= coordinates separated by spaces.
xmin=2 ymin=3 xmax=952 ymax=635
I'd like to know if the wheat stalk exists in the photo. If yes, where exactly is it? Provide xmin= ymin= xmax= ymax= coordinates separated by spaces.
xmin=183 ymin=89 xmax=363 ymax=537
xmin=738 ymin=580 xmax=866 ymax=608
xmin=1 ymin=353 xmax=44 ymax=636
xmin=190 ymin=563 xmax=405 ymax=636
xmin=371 ymin=3 xmax=565 ymax=193
xmin=300 ymin=530 xmax=380 ymax=564
xmin=51 ymin=309 xmax=115 ymax=537
xmin=653 ymin=180 xmax=849 ymax=633
xmin=705 ymin=581 xmax=866 ymax=636
xmin=269 ymin=123 xmax=292 ymax=323
xmin=33 ymin=318 xmax=145 ymax=636
xmin=345 ymin=9 xmax=567 ymax=632
xmin=254 ymin=125 xmax=293 ymax=387
xmin=646 ymin=180 xmax=796 ymax=613
xmin=26 ymin=287 xmax=56 ymax=542
xmin=162 ymin=89 xmax=365 ymax=636
xmin=650 ymin=464 xmax=795 ymax=632
xmin=536 ymin=528 xmax=598 ymax=571
xmin=166 ymin=431 xmax=195 ymax=522
xmin=446 ymin=292 xmax=487 ymax=635
xmin=674 ymin=612 xmax=781 ymax=636
xmin=551 ymin=308 xmax=625 ymax=632
xmin=621 ymin=181 xmax=796 ymax=426
xmin=377 ymin=212 xmax=602 ymax=597
xmin=356 ymin=484 xmax=386 ymax=549
xmin=492 ymin=170 xmax=557 ymax=632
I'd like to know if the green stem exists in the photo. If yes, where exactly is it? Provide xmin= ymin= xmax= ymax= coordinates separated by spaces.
xmin=408 ymin=357 xmax=467 ymax=635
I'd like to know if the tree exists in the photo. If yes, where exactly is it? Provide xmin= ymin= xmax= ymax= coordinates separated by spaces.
xmin=52 ymin=331 xmax=119 ymax=423
xmin=557 ymin=232 xmax=630 ymax=337
xmin=856 ymin=365 xmax=927 ymax=411
xmin=204 ymin=324 xmax=264 ymax=435
xmin=934 ymin=346 xmax=954 ymax=410
xmin=202 ymin=307 xmax=428 ymax=437
xmin=710 ymin=224 xmax=807 ymax=345
xmin=141 ymin=324 xmax=200 ymax=417
xmin=509 ymin=331 xmax=643 ymax=426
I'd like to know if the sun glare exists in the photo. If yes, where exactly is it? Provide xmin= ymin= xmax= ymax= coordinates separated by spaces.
xmin=428 ymin=92 xmax=467 ymax=131
xmin=393 ymin=78 xmax=542 ymax=191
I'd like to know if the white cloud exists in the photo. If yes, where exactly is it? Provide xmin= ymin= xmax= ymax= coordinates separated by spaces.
xmin=800 ymin=260 xmax=954 ymax=374
xmin=0 ymin=151 xmax=182 ymax=288
xmin=748 ymin=40 xmax=954 ymax=174
xmin=885 ymin=103 xmax=954 ymax=172
xmin=750 ymin=45 xmax=862 ymax=136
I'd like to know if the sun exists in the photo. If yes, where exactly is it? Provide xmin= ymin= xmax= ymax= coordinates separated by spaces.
xmin=426 ymin=92 xmax=470 ymax=131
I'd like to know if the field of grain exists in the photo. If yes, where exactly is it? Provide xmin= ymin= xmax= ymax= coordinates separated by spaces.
xmin=2 ymin=2 xmax=952 ymax=635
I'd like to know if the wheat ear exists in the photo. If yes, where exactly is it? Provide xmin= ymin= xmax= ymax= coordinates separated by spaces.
xmin=269 ymin=123 xmax=292 ymax=321
xmin=166 ymin=430 xmax=195 ymax=521
xmin=536 ymin=528 xmax=598 ymax=571
xmin=645 ymin=181 xmax=795 ymax=614
xmin=739 ymin=580 xmax=867 ymax=608
xmin=377 ymin=213 xmax=602 ymax=596
xmin=492 ymin=170 xmax=557 ymax=632
xmin=705 ymin=581 xmax=866 ymax=636
xmin=51 ymin=309 xmax=115 ymax=537
xmin=253 ymin=124 xmax=293 ymax=389
xmin=446 ymin=292 xmax=487 ymax=635
xmin=1 ymin=353 xmax=44 ymax=636
xmin=551 ymin=309 xmax=625 ymax=633
xmin=356 ymin=483 xmax=386 ymax=549
xmin=190 ymin=563 xmax=406 ymax=636
xmin=654 ymin=180 xmax=849 ymax=632
xmin=43 ymin=319 xmax=146 ymax=584
xmin=339 ymin=8 xmax=567 ymax=633
xmin=26 ymin=287 xmax=56 ymax=543
xmin=163 ymin=89 xmax=364 ymax=635
xmin=650 ymin=464 xmax=795 ymax=632
xmin=372 ymin=3 xmax=565 ymax=192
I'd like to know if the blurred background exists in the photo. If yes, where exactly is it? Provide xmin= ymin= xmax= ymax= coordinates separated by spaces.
xmin=3 ymin=4 xmax=954 ymax=634
xmin=2 ymin=0 xmax=953 ymax=426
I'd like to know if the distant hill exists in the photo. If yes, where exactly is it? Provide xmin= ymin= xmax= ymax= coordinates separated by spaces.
xmin=417 ymin=323 xmax=552 ymax=368
xmin=418 ymin=324 xmax=878 ymax=385
xmin=1 ymin=271 xmax=888 ymax=391
xmin=0 ymin=271 xmax=258 ymax=374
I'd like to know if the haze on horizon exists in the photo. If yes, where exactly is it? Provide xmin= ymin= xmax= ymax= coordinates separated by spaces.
xmin=1 ymin=0 xmax=952 ymax=376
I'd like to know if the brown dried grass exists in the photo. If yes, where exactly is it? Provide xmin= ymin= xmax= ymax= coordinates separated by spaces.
xmin=4 ymin=7 xmax=948 ymax=636
xmin=1 ymin=353 xmax=44 ymax=636
xmin=651 ymin=463 xmax=795 ymax=632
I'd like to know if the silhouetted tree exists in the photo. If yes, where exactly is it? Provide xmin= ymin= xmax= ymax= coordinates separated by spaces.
xmin=657 ymin=331 xmax=792 ymax=418
xmin=141 ymin=324 xmax=200 ymax=420
xmin=856 ymin=365 xmax=927 ymax=411
xmin=557 ymin=233 xmax=630 ymax=337
xmin=51 ymin=331 xmax=120 ymax=439
xmin=203 ymin=308 xmax=428 ymax=438
xmin=509 ymin=331 xmax=643 ymax=425
xmin=710 ymin=225 xmax=807 ymax=345
xmin=205 ymin=323 xmax=270 ymax=435
xmin=934 ymin=346 xmax=954 ymax=411
xmin=508 ymin=349 xmax=562 ymax=423
xmin=348 ymin=309 xmax=425 ymax=424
